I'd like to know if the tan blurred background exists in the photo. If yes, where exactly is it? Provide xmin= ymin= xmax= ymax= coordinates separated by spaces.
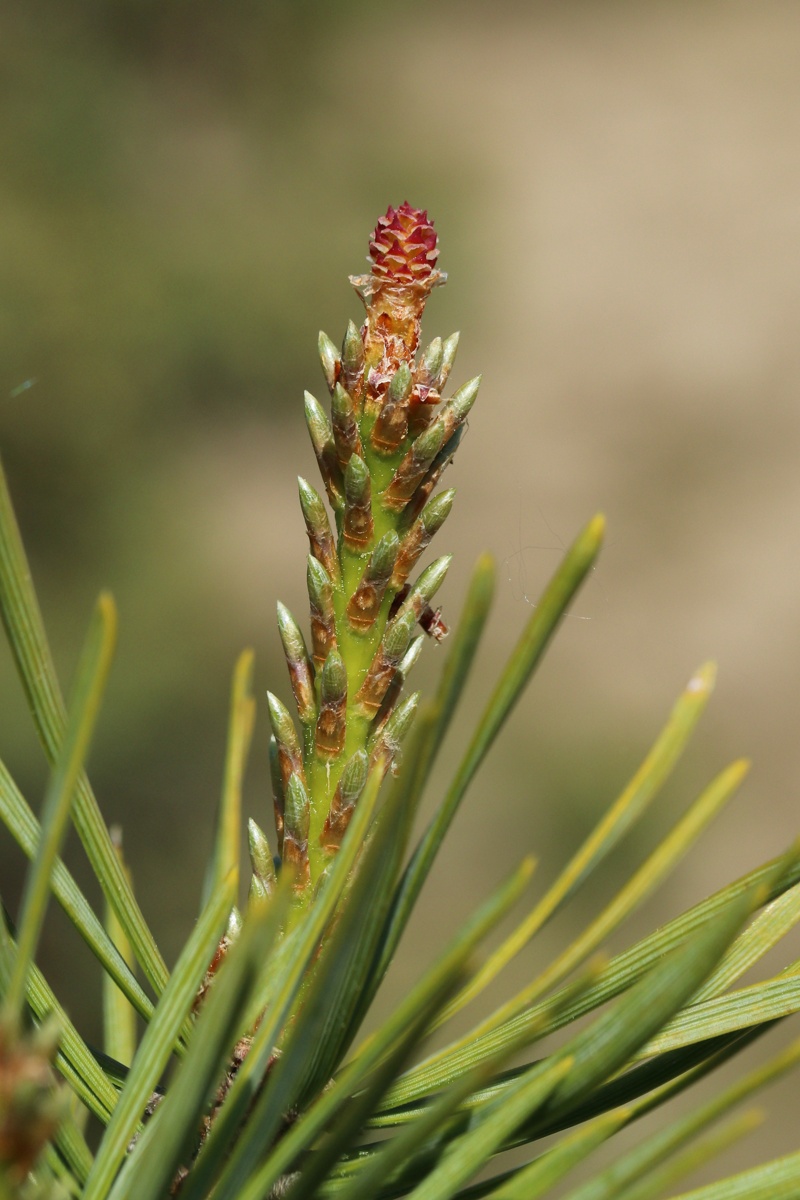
xmin=2 ymin=0 xmax=800 ymax=1183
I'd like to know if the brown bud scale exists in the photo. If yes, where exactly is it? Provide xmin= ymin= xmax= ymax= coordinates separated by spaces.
xmin=315 ymin=695 xmax=347 ymax=759
xmin=331 ymin=385 xmax=364 ymax=469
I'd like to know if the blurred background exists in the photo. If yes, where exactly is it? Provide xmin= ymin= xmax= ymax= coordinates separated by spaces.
xmin=2 ymin=0 xmax=800 ymax=1184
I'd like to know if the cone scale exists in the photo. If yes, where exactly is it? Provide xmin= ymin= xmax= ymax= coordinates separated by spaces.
xmin=269 ymin=204 xmax=478 ymax=903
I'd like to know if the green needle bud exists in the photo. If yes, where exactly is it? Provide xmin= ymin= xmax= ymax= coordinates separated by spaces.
xmin=249 ymin=874 xmax=271 ymax=906
xmin=383 ymin=419 xmax=448 ymax=509
xmin=248 ymin=817 xmax=277 ymax=893
xmin=343 ymin=453 xmax=374 ymax=549
xmin=347 ymin=530 xmax=399 ymax=631
xmin=371 ymin=362 xmax=413 ymax=452
xmin=439 ymin=331 xmax=460 ymax=390
xmin=226 ymin=906 xmax=243 ymax=941
xmin=369 ymin=691 xmax=420 ymax=772
xmin=298 ymin=476 xmax=339 ymax=582
xmin=392 ymin=488 xmax=456 ymax=589
xmin=318 ymin=330 xmax=340 ymax=393
xmin=276 ymin=601 xmax=316 ymax=725
xmin=398 ymin=634 xmax=424 ymax=679
xmin=355 ymin=607 xmax=416 ymax=713
xmin=401 ymin=426 xmax=465 ymax=528
xmin=388 ymin=361 xmax=413 ymax=405
xmin=398 ymin=555 xmax=452 ymax=622
xmin=418 ymin=337 xmax=443 ymax=388
xmin=282 ymin=773 xmax=311 ymax=888
xmin=267 ymin=693 xmax=306 ymax=811
xmin=307 ymin=554 xmax=337 ymax=667
xmin=250 ymin=868 xmax=272 ymax=902
xmin=331 ymin=383 xmax=363 ymax=468
xmin=322 ymin=749 xmax=369 ymax=850
xmin=341 ymin=319 xmax=366 ymax=405
xmin=304 ymin=391 xmax=343 ymax=509
xmin=316 ymin=649 xmax=348 ymax=759
xmin=447 ymin=374 xmax=481 ymax=422
xmin=376 ymin=634 xmax=425 ymax=723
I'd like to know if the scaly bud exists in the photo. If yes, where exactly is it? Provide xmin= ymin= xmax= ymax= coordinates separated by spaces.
xmin=304 ymin=391 xmax=343 ymax=509
xmin=226 ymin=906 xmax=243 ymax=941
xmin=355 ymin=607 xmax=416 ymax=714
xmin=439 ymin=331 xmax=460 ymax=390
xmin=410 ymin=372 xmax=479 ymax=444
xmin=401 ymin=425 xmax=465 ymax=528
xmin=342 ymin=320 xmax=366 ymax=406
xmin=383 ymin=420 xmax=448 ymax=510
xmin=321 ymin=749 xmax=368 ymax=850
xmin=331 ymin=383 xmax=364 ymax=468
xmin=307 ymin=555 xmax=337 ymax=667
xmin=376 ymin=634 xmax=425 ymax=724
xmin=267 ymin=692 xmax=306 ymax=797
xmin=249 ymin=874 xmax=271 ymax=906
xmin=395 ymin=555 xmax=452 ymax=625
xmin=347 ymin=531 xmax=399 ymax=631
xmin=276 ymin=601 xmax=316 ymax=726
xmin=318 ymin=330 xmax=340 ymax=393
xmin=315 ymin=650 xmax=348 ymax=759
xmin=369 ymin=690 xmax=420 ymax=772
xmin=298 ymin=476 xmax=339 ymax=582
xmin=248 ymin=817 xmax=277 ymax=896
xmin=343 ymin=453 xmax=374 ymax=549
xmin=418 ymin=337 xmax=443 ymax=388
xmin=371 ymin=362 xmax=413 ymax=452
xmin=269 ymin=735 xmax=284 ymax=852
xmin=409 ymin=337 xmax=444 ymax=434
xmin=282 ymin=773 xmax=311 ymax=887
xmin=391 ymin=488 xmax=456 ymax=590
xmin=398 ymin=634 xmax=425 ymax=679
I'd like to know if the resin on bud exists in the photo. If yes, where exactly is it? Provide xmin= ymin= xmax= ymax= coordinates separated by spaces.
xmin=282 ymin=773 xmax=311 ymax=888
xmin=318 ymin=330 xmax=340 ymax=393
xmin=331 ymin=383 xmax=364 ymax=469
xmin=315 ymin=649 xmax=348 ymax=759
xmin=307 ymin=555 xmax=337 ymax=668
xmin=355 ymin=607 xmax=416 ymax=714
xmin=391 ymin=488 xmax=455 ymax=590
xmin=321 ymin=749 xmax=368 ymax=851
xmin=347 ymin=531 xmax=399 ymax=632
xmin=304 ymin=391 xmax=343 ymax=509
xmin=298 ymin=476 xmax=339 ymax=583
xmin=341 ymin=319 xmax=366 ymax=406
xmin=343 ymin=453 xmax=374 ymax=549
xmin=276 ymin=601 xmax=316 ymax=726
xmin=371 ymin=361 xmax=413 ymax=452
